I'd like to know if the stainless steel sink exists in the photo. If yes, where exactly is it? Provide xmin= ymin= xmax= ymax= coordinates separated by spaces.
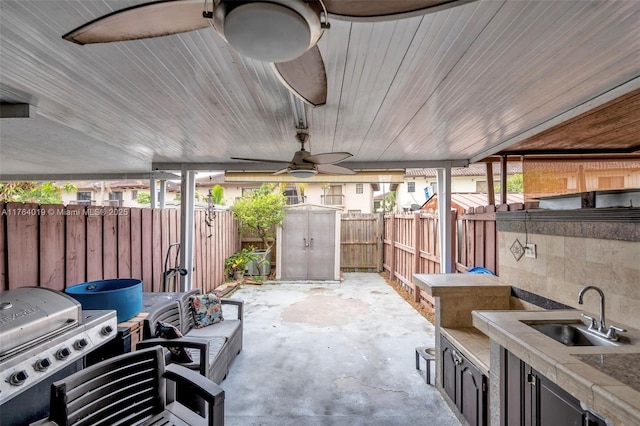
xmin=522 ymin=321 xmax=622 ymax=347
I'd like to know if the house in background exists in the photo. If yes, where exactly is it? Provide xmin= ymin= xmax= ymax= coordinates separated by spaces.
xmin=58 ymin=174 xmax=379 ymax=213
xmin=196 ymin=173 xmax=379 ymax=214
xmin=396 ymin=163 xmax=523 ymax=212
xmin=61 ymin=180 xmax=181 ymax=207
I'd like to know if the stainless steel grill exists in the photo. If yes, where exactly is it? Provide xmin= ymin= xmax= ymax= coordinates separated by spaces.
xmin=0 ymin=287 xmax=117 ymax=425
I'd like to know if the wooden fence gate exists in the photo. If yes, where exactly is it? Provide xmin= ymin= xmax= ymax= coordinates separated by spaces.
xmin=340 ymin=213 xmax=383 ymax=272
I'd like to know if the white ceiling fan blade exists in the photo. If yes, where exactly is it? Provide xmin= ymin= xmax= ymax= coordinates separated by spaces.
xmin=231 ymin=157 xmax=291 ymax=164
xmin=305 ymin=152 xmax=352 ymax=165
xmin=273 ymin=46 xmax=327 ymax=107
xmin=316 ymin=164 xmax=356 ymax=175
xmin=324 ymin=0 xmax=475 ymax=21
xmin=63 ymin=0 xmax=208 ymax=45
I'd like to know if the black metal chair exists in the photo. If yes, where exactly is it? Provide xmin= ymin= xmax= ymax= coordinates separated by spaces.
xmin=34 ymin=346 xmax=224 ymax=426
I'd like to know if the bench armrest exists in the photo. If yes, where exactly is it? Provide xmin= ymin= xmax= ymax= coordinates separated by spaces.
xmin=164 ymin=364 xmax=225 ymax=426
xmin=137 ymin=337 xmax=210 ymax=376
xmin=221 ymin=298 xmax=243 ymax=321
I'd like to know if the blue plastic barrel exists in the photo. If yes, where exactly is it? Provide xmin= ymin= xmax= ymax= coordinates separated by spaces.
xmin=65 ymin=278 xmax=142 ymax=322
xmin=467 ymin=266 xmax=495 ymax=275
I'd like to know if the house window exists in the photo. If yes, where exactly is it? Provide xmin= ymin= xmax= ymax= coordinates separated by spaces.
xmin=109 ymin=191 xmax=123 ymax=200
xmin=131 ymin=190 xmax=138 ymax=200
xmin=283 ymin=186 xmax=299 ymax=205
xmin=356 ymin=183 xmax=363 ymax=194
xmin=323 ymin=185 xmax=343 ymax=205
xmin=242 ymin=188 xmax=255 ymax=197
xmin=75 ymin=192 xmax=92 ymax=206
xmin=475 ymin=181 xmax=488 ymax=192
xmin=598 ymin=176 xmax=625 ymax=190
xmin=407 ymin=182 xmax=415 ymax=193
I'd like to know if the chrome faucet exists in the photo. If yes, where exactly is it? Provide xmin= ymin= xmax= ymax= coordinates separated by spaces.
xmin=578 ymin=285 xmax=626 ymax=341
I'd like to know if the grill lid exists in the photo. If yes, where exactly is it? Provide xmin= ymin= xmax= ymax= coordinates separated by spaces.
xmin=0 ymin=287 xmax=81 ymax=358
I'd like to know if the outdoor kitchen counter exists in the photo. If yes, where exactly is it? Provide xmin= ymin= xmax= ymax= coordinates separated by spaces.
xmin=413 ymin=273 xmax=511 ymax=297
xmin=473 ymin=309 xmax=640 ymax=425
xmin=413 ymin=273 xmax=511 ymax=328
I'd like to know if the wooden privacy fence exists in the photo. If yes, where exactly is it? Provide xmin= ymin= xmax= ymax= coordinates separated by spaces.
xmin=341 ymin=213 xmax=383 ymax=272
xmin=382 ymin=203 xmax=529 ymax=309
xmin=0 ymin=202 xmax=239 ymax=294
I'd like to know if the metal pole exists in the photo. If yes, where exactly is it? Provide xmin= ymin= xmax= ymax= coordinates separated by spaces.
xmin=179 ymin=171 xmax=196 ymax=291
xmin=436 ymin=164 xmax=453 ymax=273
xmin=149 ymin=177 xmax=157 ymax=208
xmin=159 ymin=180 xmax=166 ymax=208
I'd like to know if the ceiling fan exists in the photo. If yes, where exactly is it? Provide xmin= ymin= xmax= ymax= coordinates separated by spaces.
xmin=231 ymin=132 xmax=355 ymax=178
xmin=62 ymin=0 xmax=474 ymax=106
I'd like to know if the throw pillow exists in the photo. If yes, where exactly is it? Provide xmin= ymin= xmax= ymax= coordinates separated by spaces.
xmin=155 ymin=321 xmax=193 ymax=363
xmin=190 ymin=293 xmax=224 ymax=328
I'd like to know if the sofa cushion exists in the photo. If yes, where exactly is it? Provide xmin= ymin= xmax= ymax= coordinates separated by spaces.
xmin=190 ymin=293 xmax=224 ymax=328
xmin=155 ymin=321 xmax=193 ymax=363
xmin=185 ymin=319 xmax=242 ymax=340
xmin=182 ymin=336 xmax=227 ymax=370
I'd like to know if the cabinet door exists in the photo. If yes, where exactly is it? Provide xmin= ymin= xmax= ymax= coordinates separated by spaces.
xmin=501 ymin=349 xmax=525 ymax=426
xmin=535 ymin=370 xmax=584 ymax=426
xmin=459 ymin=354 xmax=487 ymax=426
xmin=441 ymin=336 xmax=458 ymax=404
xmin=501 ymin=348 xmax=600 ymax=426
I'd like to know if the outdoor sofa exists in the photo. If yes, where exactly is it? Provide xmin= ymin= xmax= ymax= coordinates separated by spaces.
xmin=137 ymin=289 xmax=244 ymax=385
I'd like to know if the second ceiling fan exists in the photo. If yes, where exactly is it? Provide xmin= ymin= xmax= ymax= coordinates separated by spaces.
xmin=231 ymin=132 xmax=355 ymax=178
xmin=63 ymin=0 xmax=473 ymax=106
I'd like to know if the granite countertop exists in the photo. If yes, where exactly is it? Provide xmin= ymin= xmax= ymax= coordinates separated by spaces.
xmin=574 ymin=353 xmax=640 ymax=393
xmin=472 ymin=309 xmax=640 ymax=425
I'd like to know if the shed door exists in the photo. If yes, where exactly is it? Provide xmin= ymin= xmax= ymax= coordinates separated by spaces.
xmin=281 ymin=209 xmax=336 ymax=280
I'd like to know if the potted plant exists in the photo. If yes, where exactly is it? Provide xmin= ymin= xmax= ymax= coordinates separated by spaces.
xmin=232 ymin=184 xmax=286 ymax=277
xmin=225 ymin=248 xmax=261 ymax=281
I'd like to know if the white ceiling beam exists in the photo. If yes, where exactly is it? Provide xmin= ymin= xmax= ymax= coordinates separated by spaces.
xmin=0 ymin=172 xmax=180 ymax=181
xmin=152 ymin=160 xmax=469 ymax=172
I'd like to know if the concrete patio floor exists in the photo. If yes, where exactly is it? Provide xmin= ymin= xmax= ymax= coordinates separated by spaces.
xmin=222 ymin=272 xmax=461 ymax=426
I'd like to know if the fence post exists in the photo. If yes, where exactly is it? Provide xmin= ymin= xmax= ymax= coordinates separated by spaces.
xmin=388 ymin=214 xmax=395 ymax=279
xmin=412 ymin=212 xmax=421 ymax=302
xmin=376 ymin=213 xmax=384 ymax=272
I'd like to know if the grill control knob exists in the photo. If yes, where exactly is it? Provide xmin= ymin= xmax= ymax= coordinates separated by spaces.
xmin=9 ymin=370 xmax=28 ymax=386
xmin=101 ymin=325 xmax=114 ymax=336
xmin=74 ymin=338 xmax=89 ymax=350
xmin=34 ymin=357 xmax=52 ymax=372
xmin=55 ymin=347 xmax=71 ymax=360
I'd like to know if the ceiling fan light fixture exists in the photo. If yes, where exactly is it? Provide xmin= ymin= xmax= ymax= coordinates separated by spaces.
xmin=224 ymin=3 xmax=312 ymax=63
xmin=288 ymin=168 xmax=318 ymax=179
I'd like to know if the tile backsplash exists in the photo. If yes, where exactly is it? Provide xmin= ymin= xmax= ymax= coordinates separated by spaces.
xmin=498 ymin=231 xmax=640 ymax=329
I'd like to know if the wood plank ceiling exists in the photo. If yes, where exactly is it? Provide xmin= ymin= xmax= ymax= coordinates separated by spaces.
xmin=0 ymin=0 xmax=639 ymax=177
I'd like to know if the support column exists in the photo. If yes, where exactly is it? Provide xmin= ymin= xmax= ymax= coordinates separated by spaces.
xmin=159 ymin=180 xmax=166 ymax=208
xmin=486 ymin=162 xmax=495 ymax=206
xmin=436 ymin=164 xmax=454 ymax=273
xmin=149 ymin=177 xmax=157 ymax=208
xmin=501 ymin=156 xmax=508 ymax=205
xmin=179 ymin=171 xmax=196 ymax=291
